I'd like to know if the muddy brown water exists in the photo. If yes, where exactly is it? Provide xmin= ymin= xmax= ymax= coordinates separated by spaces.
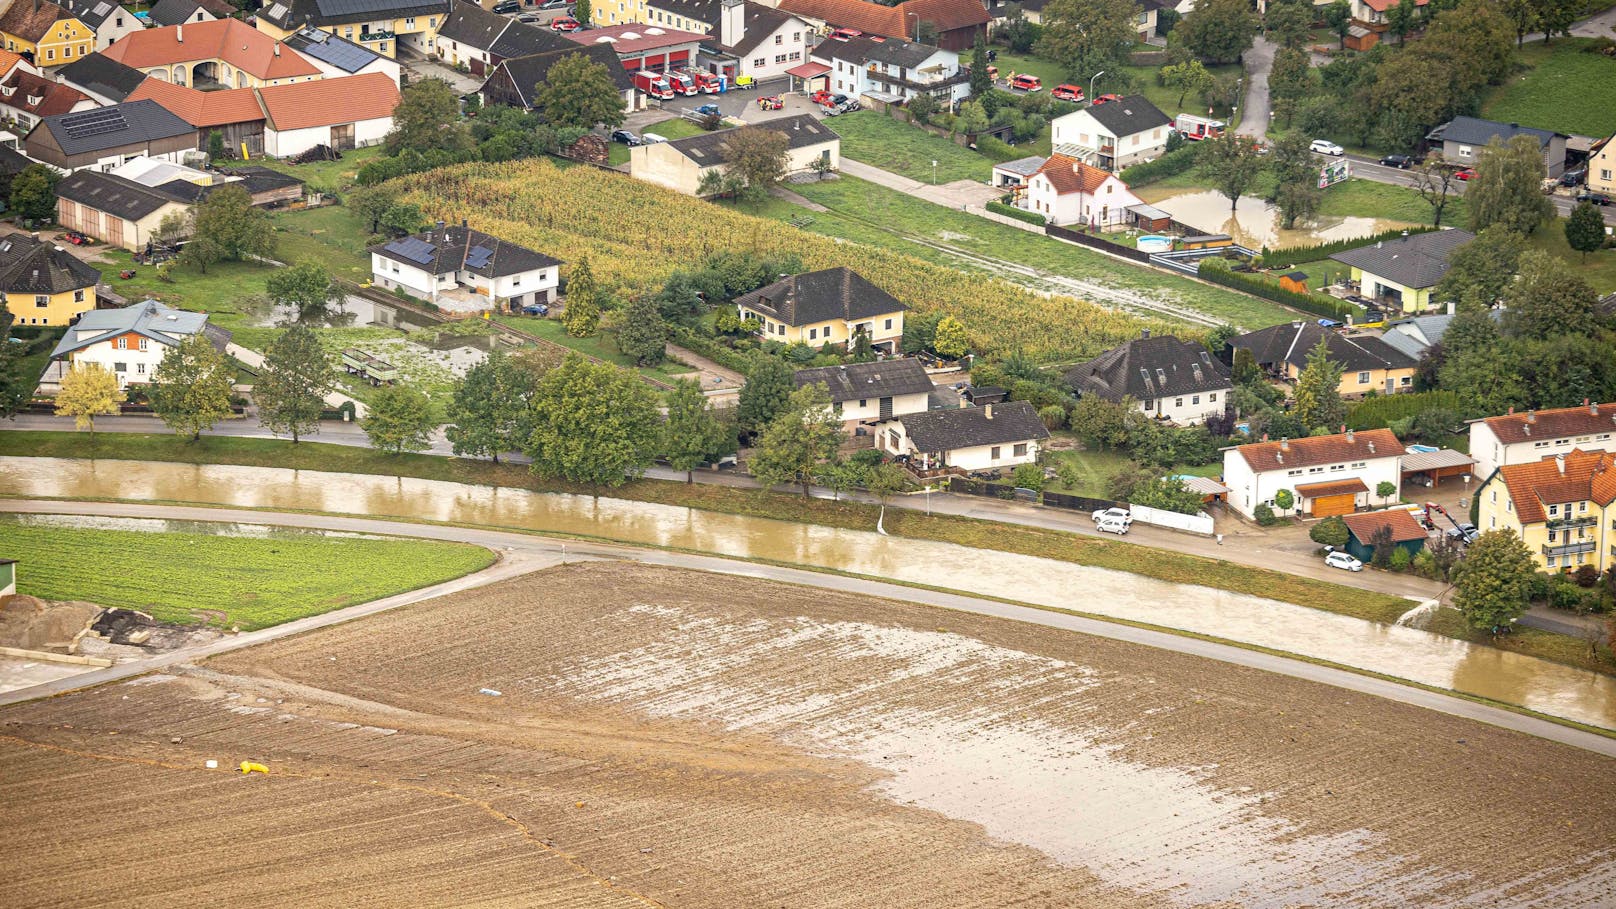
xmin=1135 ymin=189 xmax=1420 ymax=249
xmin=3 ymin=456 xmax=1614 ymax=730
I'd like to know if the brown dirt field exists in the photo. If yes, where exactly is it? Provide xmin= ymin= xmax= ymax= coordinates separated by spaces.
xmin=3 ymin=562 xmax=1614 ymax=909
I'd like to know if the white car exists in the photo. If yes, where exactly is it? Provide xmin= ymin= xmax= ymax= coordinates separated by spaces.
xmin=1324 ymin=551 xmax=1363 ymax=572
xmin=1310 ymin=139 xmax=1344 ymax=156
xmin=1093 ymin=507 xmax=1133 ymax=526
xmin=1095 ymin=517 xmax=1129 ymax=535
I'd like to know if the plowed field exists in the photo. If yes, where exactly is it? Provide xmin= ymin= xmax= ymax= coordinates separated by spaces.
xmin=3 ymin=562 xmax=1613 ymax=908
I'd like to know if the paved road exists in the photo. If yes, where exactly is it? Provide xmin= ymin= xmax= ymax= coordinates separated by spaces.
xmin=1237 ymin=37 xmax=1275 ymax=139
xmin=1307 ymin=151 xmax=1616 ymax=224
xmin=4 ymin=499 xmax=1611 ymax=757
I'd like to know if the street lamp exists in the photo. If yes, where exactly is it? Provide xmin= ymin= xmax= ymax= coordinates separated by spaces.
xmin=932 ymin=159 xmax=938 ymax=184
xmin=1089 ymin=70 xmax=1105 ymax=104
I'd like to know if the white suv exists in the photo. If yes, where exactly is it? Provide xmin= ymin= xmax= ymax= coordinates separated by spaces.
xmin=1093 ymin=507 xmax=1133 ymax=526
xmin=1324 ymin=551 xmax=1363 ymax=572
xmin=1310 ymin=139 xmax=1344 ymax=156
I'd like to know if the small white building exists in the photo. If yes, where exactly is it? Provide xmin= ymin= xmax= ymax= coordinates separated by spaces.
xmin=370 ymin=221 xmax=563 ymax=313
xmin=257 ymin=72 xmax=399 ymax=157
xmin=1065 ymin=330 xmax=1232 ymax=426
xmin=1021 ymin=153 xmax=1143 ymax=227
xmin=45 ymin=299 xmax=224 ymax=389
xmin=883 ymin=401 xmax=1050 ymax=473
xmin=1050 ymin=94 xmax=1172 ymax=172
xmin=811 ymin=33 xmax=969 ymax=106
xmin=794 ymin=358 xmax=933 ymax=426
xmin=1468 ymin=403 xmax=1616 ymax=481
xmin=1223 ymin=428 xmax=1404 ymax=521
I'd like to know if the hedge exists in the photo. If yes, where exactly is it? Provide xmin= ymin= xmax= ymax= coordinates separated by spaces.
xmin=1347 ymin=390 xmax=1461 ymax=431
xmin=1118 ymin=143 xmax=1201 ymax=187
xmin=1261 ymin=226 xmax=1440 ymax=265
xmin=670 ymin=324 xmax=753 ymax=374
xmin=987 ymin=200 xmax=1047 ymax=225
xmin=1197 ymin=258 xmax=1357 ymax=321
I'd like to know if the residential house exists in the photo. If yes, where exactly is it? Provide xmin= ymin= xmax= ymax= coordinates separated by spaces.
xmin=254 ymin=0 xmax=450 ymax=58
xmin=283 ymin=24 xmax=401 ymax=82
xmin=54 ymin=168 xmax=193 ymax=249
xmin=1588 ymin=133 xmax=1615 ymax=196
xmin=148 ymin=0 xmax=239 ymax=27
xmin=53 ymin=51 xmax=147 ymax=103
xmin=629 ymin=113 xmax=838 ymax=195
xmin=433 ymin=0 xmax=511 ymax=75
xmin=562 ymin=22 xmax=706 ymax=78
xmin=256 ymin=71 xmax=399 ymax=155
xmin=882 ymin=400 xmax=1049 ymax=472
xmin=45 ymin=298 xmax=226 ymax=388
xmin=1428 ymin=116 xmax=1567 ymax=178
xmin=0 ymin=231 xmax=102 ymax=326
xmin=102 ymin=19 xmax=322 ymax=88
xmin=991 ymin=154 xmax=1045 ymax=188
xmin=480 ymin=45 xmax=635 ymax=112
xmin=369 ymin=221 xmax=563 ymax=312
xmin=777 ymin=0 xmax=987 ymax=51
xmin=24 ymin=99 xmax=196 ymax=171
xmin=1222 ymin=428 xmax=1404 ymax=520
xmin=61 ymin=0 xmax=145 ymax=52
xmin=1348 ymin=0 xmax=1426 ymax=27
xmin=0 ymin=66 xmax=94 ymax=131
xmin=1065 ymin=330 xmax=1232 ymax=426
xmin=1228 ymin=320 xmax=1418 ymax=398
xmin=0 ymin=0 xmax=93 ymax=68
xmin=1468 ymin=402 xmax=1616 ymax=481
xmin=1328 ymin=228 xmax=1475 ymax=314
xmin=1377 ymin=309 xmax=1503 ymax=360
xmin=1050 ymin=94 xmax=1172 ymax=172
xmin=1020 ymin=153 xmax=1143 ymax=227
xmin=733 ymin=265 xmax=904 ymax=354
xmin=811 ymin=33 xmax=967 ymax=105
xmin=1477 ymin=448 xmax=1616 ymax=572
xmin=794 ymin=358 xmax=933 ymax=425
xmin=645 ymin=0 xmax=812 ymax=84
xmin=1340 ymin=508 xmax=1428 ymax=564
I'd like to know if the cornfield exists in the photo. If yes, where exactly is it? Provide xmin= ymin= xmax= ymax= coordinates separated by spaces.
xmin=393 ymin=160 xmax=1171 ymax=362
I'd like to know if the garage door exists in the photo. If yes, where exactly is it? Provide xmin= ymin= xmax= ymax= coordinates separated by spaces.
xmin=1310 ymin=494 xmax=1356 ymax=518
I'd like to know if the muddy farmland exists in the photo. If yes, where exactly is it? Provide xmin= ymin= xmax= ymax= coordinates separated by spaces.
xmin=3 ymin=562 xmax=1613 ymax=908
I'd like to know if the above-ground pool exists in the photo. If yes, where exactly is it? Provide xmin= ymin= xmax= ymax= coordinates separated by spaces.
xmin=1136 ymin=235 xmax=1172 ymax=253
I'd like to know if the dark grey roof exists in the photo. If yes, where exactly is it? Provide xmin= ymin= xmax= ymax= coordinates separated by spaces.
xmin=148 ymin=0 xmax=206 ymax=26
xmin=260 ymin=0 xmax=449 ymax=29
xmin=0 ymin=234 xmax=100 ymax=295
xmin=284 ymin=25 xmax=381 ymax=72
xmin=1435 ymin=116 xmax=1564 ymax=147
xmin=491 ymin=44 xmax=633 ymax=105
xmin=216 ymin=165 xmax=305 ymax=195
xmin=369 ymin=224 xmax=562 ymax=278
xmin=437 ymin=0 xmax=511 ymax=50
xmin=54 ymin=53 xmax=147 ymax=103
xmin=62 ymin=0 xmax=121 ymax=28
xmin=718 ymin=2 xmax=796 ymax=55
xmin=487 ymin=18 xmax=572 ymax=58
xmin=794 ymin=358 xmax=933 ymax=402
xmin=813 ymin=33 xmax=940 ymax=69
xmin=0 ymin=145 xmax=30 ymax=176
xmin=1065 ymin=334 xmax=1231 ymax=402
xmin=898 ymin=401 xmax=1049 ymax=453
xmin=1329 ymin=228 xmax=1475 ymax=289
xmin=38 ymin=101 xmax=195 ymax=157
xmin=56 ymin=170 xmax=191 ymax=220
xmin=668 ymin=113 xmax=836 ymax=167
xmin=1229 ymin=321 xmax=1418 ymax=374
xmin=1081 ymin=94 xmax=1171 ymax=137
xmin=734 ymin=265 xmax=904 ymax=327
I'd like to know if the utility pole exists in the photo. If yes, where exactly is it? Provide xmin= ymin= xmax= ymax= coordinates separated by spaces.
xmin=1089 ymin=70 xmax=1105 ymax=104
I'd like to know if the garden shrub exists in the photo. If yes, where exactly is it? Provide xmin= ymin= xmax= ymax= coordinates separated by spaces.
xmin=987 ymin=200 xmax=1047 ymax=225
xmin=1309 ymin=516 xmax=1349 ymax=548
xmin=1253 ymin=502 xmax=1277 ymax=525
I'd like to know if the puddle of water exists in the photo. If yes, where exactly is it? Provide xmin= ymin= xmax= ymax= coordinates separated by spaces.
xmin=0 ymin=512 xmax=383 ymax=540
xmin=1135 ymin=189 xmax=1418 ymax=249
xmin=1 ymin=456 xmax=1613 ymax=730
xmin=241 ymin=295 xmax=439 ymax=332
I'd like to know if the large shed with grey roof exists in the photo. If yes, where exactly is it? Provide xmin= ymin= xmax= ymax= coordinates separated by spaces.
xmin=24 ymin=100 xmax=196 ymax=171
xmin=1429 ymin=116 xmax=1568 ymax=177
xmin=629 ymin=113 xmax=838 ymax=197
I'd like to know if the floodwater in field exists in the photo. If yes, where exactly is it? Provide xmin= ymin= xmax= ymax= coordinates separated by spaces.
xmin=0 ymin=512 xmax=393 ymax=541
xmin=1135 ymin=189 xmax=1419 ymax=249
xmin=2 ymin=456 xmax=1614 ymax=730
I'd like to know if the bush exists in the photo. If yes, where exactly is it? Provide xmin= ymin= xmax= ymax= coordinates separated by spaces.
xmin=1390 ymin=547 xmax=1412 ymax=571
xmin=1262 ymin=227 xmax=1441 ymax=266
xmin=1573 ymin=563 xmax=1599 ymax=588
xmin=987 ymin=200 xmax=1047 ymax=225
xmin=1551 ymin=580 xmax=1588 ymax=612
xmin=1038 ymin=404 xmax=1067 ymax=430
xmin=1011 ymin=462 xmax=1045 ymax=492
xmin=1309 ymin=516 xmax=1349 ymax=548
xmin=1412 ymin=549 xmax=1437 ymax=579
xmin=1253 ymin=502 xmax=1277 ymax=526
xmin=1197 ymin=258 xmax=1354 ymax=321
xmin=1118 ymin=143 xmax=1201 ymax=186
xmin=1346 ymin=390 xmax=1462 ymax=431
xmin=975 ymin=135 xmax=1021 ymax=162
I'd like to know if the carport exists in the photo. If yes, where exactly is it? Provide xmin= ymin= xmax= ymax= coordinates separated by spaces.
xmin=1179 ymin=475 xmax=1230 ymax=505
xmin=1401 ymin=448 xmax=1477 ymax=487
xmin=786 ymin=61 xmax=830 ymax=93
xmin=1296 ymin=478 xmax=1368 ymax=517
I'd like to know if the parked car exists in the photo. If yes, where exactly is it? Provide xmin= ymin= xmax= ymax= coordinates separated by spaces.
xmin=1090 ymin=93 xmax=1123 ymax=106
xmin=1379 ymin=154 xmax=1412 ymax=168
xmin=836 ymin=98 xmax=861 ymax=113
xmin=540 ymin=0 xmax=571 ymax=7
xmin=550 ymin=15 xmax=580 ymax=29
xmin=516 ymin=11 xmax=545 ymax=22
xmin=1454 ymin=167 xmax=1476 ymax=181
xmin=829 ymin=26 xmax=861 ymax=40
xmin=522 ymin=303 xmax=549 ymax=315
xmin=491 ymin=0 xmax=520 ymax=12
xmin=609 ymin=129 xmax=640 ymax=145
xmin=810 ymin=89 xmax=834 ymax=105
xmin=1310 ymin=139 xmax=1344 ymax=156
xmin=1009 ymin=73 xmax=1042 ymax=92
xmin=1324 ymin=551 xmax=1363 ymax=572
xmin=757 ymin=95 xmax=783 ymax=110
xmin=1092 ymin=507 xmax=1134 ymax=526
xmin=1446 ymin=522 xmax=1480 ymax=543
xmin=1560 ymin=167 xmax=1587 ymax=187
xmin=1051 ymin=83 xmax=1083 ymax=102
xmin=694 ymin=102 xmax=721 ymax=117
xmin=1576 ymin=191 xmax=1612 ymax=206
xmin=1095 ymin=516 xmax=1129 ymax=535
xmin=640 ymin=132 xmax=668 ymax=144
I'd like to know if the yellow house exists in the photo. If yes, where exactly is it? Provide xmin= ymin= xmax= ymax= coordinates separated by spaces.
xmin=0 ymin=233 xmax=102 ymax=327
xmin=1477 ymin=448 xmax=1616 ymax=572
xmin=1228 ymin=320 xmax=1419 ymax=398
xmin=734 ymin=266 xmax=906 ymax=355
xmin=1589 ymin=133 xmax=1616 ymax=196
xmin=0 ymin=0 xmax=93 ymax=68
xmin=1329 ymin=228 xmax=1476 ymax=314
xmin=254 ymin=0 xmax=447 ymax=59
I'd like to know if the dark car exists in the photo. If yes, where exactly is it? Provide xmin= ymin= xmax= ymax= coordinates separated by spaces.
xmin=522 ymin=303 xmax=550 ymax=316
xmin=1576 ymin=191 xmax=1612 ymax=205
xmin=609 ymin=129 xmax=640 ymax=145
xmin=1560 ymin=167 xmax=1587 ymax=187
xmin=1379 ymin=154 xmax=1412 ymax=168
xmin=491 ymin=0 xmax=521 ymax=12
xmin=540 ymin=0 xmax=571 ymax=7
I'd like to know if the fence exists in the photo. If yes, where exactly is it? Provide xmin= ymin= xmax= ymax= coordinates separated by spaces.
xmin=1043 ymin=491 xmax=1117 ymax=512
xmin=949 ymin=476 xmax=1017 ymax=499
xmin=1045 ymin=224 xmax=1153 ymax=262
xmin=1129 ymin=503 xmax=1216 ymax=535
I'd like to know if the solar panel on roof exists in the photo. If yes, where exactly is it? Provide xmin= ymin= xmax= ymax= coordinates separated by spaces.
xmin=266 ymin=2 xmax=289 ymax=16
xmin=465 ymin=245 xmax=494 ymax=268
xmin=92 ymin=1 xmax=111 ymax=15
xmin=383 ymin=237 xmax=437 ymax=266
xmin=57 ymin=107 xmax=129 ymax=139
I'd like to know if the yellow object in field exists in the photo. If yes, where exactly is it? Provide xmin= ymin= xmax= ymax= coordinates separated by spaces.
xmin=240 ymin=142 xmax=250 ymax=160
xmin=240 ymin=761 xmax=269 ymax=775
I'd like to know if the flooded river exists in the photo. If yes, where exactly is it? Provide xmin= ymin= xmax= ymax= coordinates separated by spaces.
xmin=1135 ymin=189 xmax=1420 ymax=249
xmin=3 ymin=456 xmax=1614 ymax=730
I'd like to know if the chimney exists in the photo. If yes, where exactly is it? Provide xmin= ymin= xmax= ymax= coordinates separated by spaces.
xmin=1345 ymin=429 xmax=1354 ymax=443
xmin=1140 ymin=328 xmax=1150 ymax=339
xmin=1507 ymin=406 xmax=1514 ymax=415
xmin=719 ymin=0 xmax=744 ymax=49
xmin=1527 ymin=409 xmax=1537 ymax=423
xmin=1279 ymin=438 xmax=1290 ymax=451
xmin=1368 ymin=441 xmax=1375 ymax=454
xmin=1590 ymin=400 xmax=1599 ymax=416
xmin=1556 ymin=453 xmax=1566 ymax=475
xmin=984 ymin=404 xmax=994 ymax=420
xmin=1261 ymin=433 xmax=1269 ymax=442
xmin=177 ymin=23 xmax=183 ymax=42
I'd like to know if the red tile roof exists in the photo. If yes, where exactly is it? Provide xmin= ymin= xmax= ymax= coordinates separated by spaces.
xmin=1341 ymin=508 xmax=1427 ymax=544
xmin=102 ymin=19 xmax=321 ymax=80
xmin=0 ymin=49 xmax=26 ymax=77
xmin=0 ymin=67 xmax=89 ymax=117
xmin=899 ymin=0 xmax=988 ymax=30
xmin=778 ymin=0 xmax=906 ymax=36
xmin=1035 ymin=153 xmax=1112 ymax=195
xmin=1480 ymin=403 xmax=1616 ymax=445
xmin=1234 ymin=428 xmax=1401 ymax=473
xmin=1496 ymin=449 xmax=1616 ymax=525
xmin=127 ymin=77 xmax=265 ymax=126
xmin=1295 ymin=477 xmax=1369 ymax=498
xmin=256 ymin=71 xmax=398 ymax=130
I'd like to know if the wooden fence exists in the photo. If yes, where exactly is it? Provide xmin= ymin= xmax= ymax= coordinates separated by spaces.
xmin=1044 ymin=224 xmax=1153 ymax=263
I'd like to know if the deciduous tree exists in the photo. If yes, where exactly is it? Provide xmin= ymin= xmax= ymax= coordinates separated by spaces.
xmin=1173 ymin=0 xmax=1257 ymax=63
xmin=148 ymin=334 xmax=234 ymax=440
xmin=1267 ymin=46 xmax=1312 ymax=127
xmin=362 ymin=384 xmax=437 ymax=454
xmin=55 ymin=362 xmax=123 ymax=436
xmin=721 ymin=126 xmax=791 ymax=204
xmin=1385 ymin=0 xmax=1416 ymax=43
xmin=1499 ymin=0 xmax=1539 ymax=45
xmin=1565 ymin=200 xmax=1606 ymax=262
xmin=1036 ymin=0 xmax=1138 ymax=83
xmin=932 ymin=316 xmax=970 ymax=359
xmin=256 ymin=323 xmax=331 ymax=444
xmin=1504 ymin=250 xmax=1600 ymax=340
xmin=184 ymin=184 xmax=273 ymax=272
xmin=1292 ymin=336 xmax=1345 ymax=431
xmin=749 ymin=383 xmax=843 ymax=496
xmin=617 ymin=295 xmax=667 ymax=366
xmin=266 ymin=264 xmax=340 ymax=321
xmin=524 ymin=354 xmax=659 ymax=490
xmin=737 ymin=353 xmax=794 ymax=436
xmin=1160 ymin=58 xmax=1215 ymax=107
xmin=662 ymin=377 xmax=729 ymax=482
xmin=8 ymin=164 xmax=58 ymax=223
xmin=562 ymin=256 xmax=603 ymax=338
xmin=532 ymin=52 xmax=627 ymax=131
xmin=1323 ymin=0 xmax=1352 ymax=47
xmin=347 ymin=185 xmax=399 ymax=235
xmin=1466 ymin=135 xmax=1553 ymax=235
xmin=0 ymin=310 xmax=32 ymax=420
xmin=386 ymin=78 xmax=473 ymax=156
xmin=446 ymin=350 xmax=535 ymax=462
xmin=1269 ymin=132 xmax=1321 ymax=227
xmin=1200 ymin=131 xmax=1262 ymax=210
xmin=1264 ymin=0 xmax=1314 ymax=48
xmin=1453 ymin=529 xmax=1536 ymax=633
xmin=1433 ymin=225 xmax=1525 ymax=311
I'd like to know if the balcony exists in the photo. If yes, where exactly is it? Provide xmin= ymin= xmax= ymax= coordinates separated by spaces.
xmin=1542 ymin=539 xmax=1597 ymax=557
xmin=358 ymin=30 xmax=395 ymax=42
xmin=1547 ymin=515 xmax=1598 ymax=530
xmin=863 ymin=66 xmax=970 ymax=92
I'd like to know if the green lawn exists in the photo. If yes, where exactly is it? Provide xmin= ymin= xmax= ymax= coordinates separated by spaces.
xmin=608 ymin=142 xmax=631 ymax=166
xmin=1043 ymin=441 xmax=1221 ymax=498
xmin=270 ymin=205 xmax=373 ymax=282
xmin=1315 ymin=178 xmax=1468 ymax=228
xmin=1482 ymin=39 xmax=1616 ymax=138
xmin=643 ymin=118 xmax=710 ymax=140
xmin=491 ymin=313 xmax=692 ymax=380
xmin=2 ymin=515 xmax=495 ymax=630
xmin=1526 ymin=216 xmax=1616 ymax=295
xmin=825 ymin=110 xmax=994 ymax=183
xmin=258 ymin=144 xmax=385 ymax=192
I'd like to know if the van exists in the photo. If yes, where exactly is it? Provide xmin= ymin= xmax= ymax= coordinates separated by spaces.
xmin=1010 ymin=73 xmax=1041 ymax=92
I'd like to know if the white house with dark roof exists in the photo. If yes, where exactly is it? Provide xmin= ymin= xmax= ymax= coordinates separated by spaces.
xmin=61 ymin=0 xmax=146 ymax=52
xmin=1329 ymin=229 xmax=1474 ymax=314
xmin=794 ymin=358 xmax=933 ymax=424
xmin=629 ymin=112 xmax=839 ymax=196
xmin=369 ymin=220 xmax=562 ymax=313
xmin=433 ymin=0 xmax=511 ymax=75
xmin=810 ymin=32 xmax=967 ymax=104
xmin=480 ymin=44 xmax=635 ymax=112
xmin=734 ymin=265 xmax=905 ymax=354
xmin=645 ymin=0 xmax=812 ymax=83
xmin=1066 ymin=330 xmax=1231 ymax=425
xmin=45 ymin=298 xmax=226 ymax=388
xmin=883 ymin=400 xmax=1049 ymax=472
xmin=283 ymin=25 xmax=400 ymax=82
xmin=1468 ymin=402 xmax=1616 ymax=481
xmin=1428 ymin=116 xmax=1568 ymax=178
xmin=1050 ymin=94 xmax=1171 ymax=172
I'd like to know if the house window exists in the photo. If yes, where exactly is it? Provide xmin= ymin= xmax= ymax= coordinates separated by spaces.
xmin=754 ymin=57 xmax=765 ymax=67
xmin=775 ymin=54 xmax=787 ymax=63
xmin=113 ymin=362 xmax=126 ymax=372
xmin=1013 ymin=443 xmax=1028 ymax=457
xmin=808 ymin=327 xmax=817 ymax=339
xmin=429 ymin=16 xmax=437 ymax=25
xmin=1287 ymin=469 xmax=1301 ymax=476
xmin=1400 ymin=376 xmax=1411 ymax=386
xmin=1357 ymin=371 xmax=1370 ymax=384
xmin=775 ymin=34 xmax=782 ymax=44
xmin=138 ymin=338 xmax=148 ymax=351
xmin=1174 ymin=397 xmax=1183 ymax=407
xmin=884 ymin=318 xmax=892 ymax=329
xmin=789 ymin=51 xmax=801 ymax=61
xmin=858 ymin=399 xmax=867 ymax=408
xmin=1192 ymin=395 xmax=1200 ymax=405
xmin=74 ymin=289 xmax=85 ymax=302
xmin=136 ymin=362 xmax=145 ymax=374
xmin=1549 ymin=529 xmax=1558 ymax=542
xmin=990 ymin=445 xmax=1001 ymax=459
xmin=1550 ymin=504 xmax=1559 ymax=516
xmin=117 ymin=337 xmax=127 ymax=349
xmin=34 ymin=295 xmax=47 ymax=307
xmin=1458 ymin=145 xmax=1473 ymax=157
xmin=406 ymin=16 xmax=415 ymax=26
xmin=793 ymin=30 xmax=801 ymax=40
xmin=45 ymin=49 xmax=53 ymax=61
xmin=1209 ymin=392 xmax=1217 ymax=402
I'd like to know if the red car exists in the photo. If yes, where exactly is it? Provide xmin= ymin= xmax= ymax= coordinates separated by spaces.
xmin=1009 ymin=73 xmax=1041 ymax=92
xmin=1090 ymin=93 xmax=1124 ymax=106
xmin=829 ymin=27 xmax=861 ymax=40
xmin=550 ymin=15 xmax=579 ymax=30
xmin=1051 ymin=83 xmax=1083 ymax=102
xmin=810 ymin=88 xmax=834 ymax=105
xmin=1455 ymin=167 xmax=1477 ymax=181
